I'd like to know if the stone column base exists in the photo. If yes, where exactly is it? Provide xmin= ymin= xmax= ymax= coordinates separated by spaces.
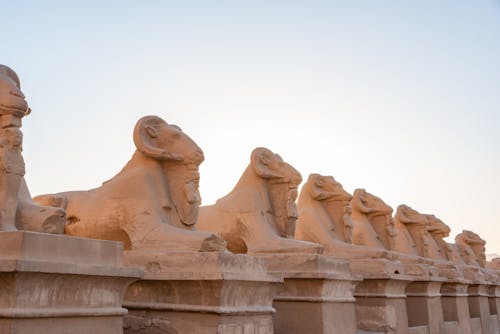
xmin=488 ymin=285 xmax=500 ymax=332
xmin=123 ymin=251 xmax=280 ymax=334
xmin=350 ymin=259 xmax=415 ymax=334
xmin=405 ymin=279 xmax=445 ymax=334
xmin=354 ymin=275 xmax=413 ymax=334
xmin=468 ymin=284 xmax=495 ymax=334
xmin=0 ymin=231 xmax=142 ymax=334
xmin=440 ymin=281 xmax=473 ymax=334
xmin=261 ymin=254 xmax=359 ymax=334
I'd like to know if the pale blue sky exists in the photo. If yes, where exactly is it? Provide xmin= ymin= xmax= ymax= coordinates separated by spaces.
xmin=3 ymin=1 xmax=500 ymax=254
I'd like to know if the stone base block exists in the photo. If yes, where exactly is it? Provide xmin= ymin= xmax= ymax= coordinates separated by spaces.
xmin=405 ymin=280 xmax=445 ymax=334
xmin=349 ymin=258 xmax=404 ymax=278
xmin=123 ymin=251 xmax=280 ymax=334
xmin=260 ymin=254 xmax=359 ymax=334
xmin=354 ymin=276 xmax=413 ymax=334
xmin=0 ymin=317 xmax=123 ymax=334
xmin=124 ymin=311 xmax=273 ymax=334
xmin=0 ymin=231 xmax=142 ymax=334
xmin=440 ymin=282 xmax=473 ymax=334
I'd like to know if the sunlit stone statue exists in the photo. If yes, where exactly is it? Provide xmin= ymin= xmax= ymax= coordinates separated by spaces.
xmin=0 ymin=66 xmax=29 ymax=231
xmin=454 ymin=230 xmax=486 ymax=267
xmin=35 ymin=115 xmax=226 ymax=252
xmin=486 ymin=257 xmax=500 ymax=270
xmin=295 ymin=174 xmax=388 ymax=258
xmin=197 ymin=147 xmax=322 ymax=254
xmin=424 ymin=214 xmax=452 ymax=261
xmin=392 ymin=204 xmax=431 ymax=257
xmin=350 ymin=188 xmax=395 ymax=250
xmin=0 ymin=65 xmax=65 ymax=233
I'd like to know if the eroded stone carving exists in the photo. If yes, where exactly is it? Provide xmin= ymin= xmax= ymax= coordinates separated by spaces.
xmin=197 ymin=147 xmax=322 ymax=254
xmin=393 ymin=204 xmax=430 ymax=257
xmin=295 ymin=174 xmax=388 ymax=258
xmin=455 ymin=230 xmax=486 ymax=267
xmin=35 ymin=115 xmax=226 ymax=252
xmin=350 ymin=189 xmax=395 ymax=251
xmin=424 ymin=214 xmax=452 ymax=261
xmin=486 ymin=257 xmax=500 ymax=270
xmin=0 ymin=65 xmax=65 ymax=233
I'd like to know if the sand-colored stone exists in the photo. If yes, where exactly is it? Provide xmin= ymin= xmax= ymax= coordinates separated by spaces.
xmin=468 ymin=284 xmax=497 ymax=334
xmin=405 ymin=280 xmax=446 ymax=334
xmin=350 ymin=188 xmax=395 ymax=251
xmin=123 ymin=251 xmax=280 ymax=334
xmin=487 ymin=258 xmax=500 ymax=271
xmin=198 ymin=147 xmax=322 ymax=255
xmin=393 ymin=205 xmax=430 ymax=258
xmin=0 ymin=65 xmax=65 ymax=234
xmin=425 ymin=214 xmax=453 ymax=261
xmin=488 ymin=285 xmax=500 ymax=331
xmin=261 ymin=253 xmax=359 ymax=334
xmin=35 ymin=115 xmax=226 ymax=252
xmin=354 ymin=275 xmax=413 ymax=334
xmin=0 ymin=231 xmax=141 ymax=334
xmin=455 ymin=230 xmax=487 ymax=268
xmin=295 ymin=174 xmax=390 ymax=259
xmin=440 ymin=282 xmax=474 ymax=334
xmin=349 ymin=192 xmax=431 ymax=276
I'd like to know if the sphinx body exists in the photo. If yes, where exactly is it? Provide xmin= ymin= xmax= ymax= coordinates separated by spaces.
xmin=197 ymin=147 xmax=322 ymax=255
xmin=295 ymin=174 xmax=389 ymax=259
xmin=35 ymin=116 xmax=226 ymax=252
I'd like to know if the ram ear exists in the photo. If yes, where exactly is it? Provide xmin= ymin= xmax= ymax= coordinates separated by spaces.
xmin=309 ymin=174 xmax=330 ymax=200
xmin=396 ymin=205 xmax=412 ymax=223
xmin=144 ymin=125 xmax=158 ymax=138
xmin=252 ymin=147 xmax=283 ymax=179
xmin=133 ymin=116 xmax=184 ymax=161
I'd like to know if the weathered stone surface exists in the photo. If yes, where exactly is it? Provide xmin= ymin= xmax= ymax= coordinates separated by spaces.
xmin=261 ymin=254 xmax=359 ymax=334
xmin=295 ymin=174 xmax=390 ymax=259
xmin=0 ymin=65 xmax=65 ymax=234
xmin=487 ymin=258 xmax=500 ymax=271
xmin=123 ymin=251 xmax=280 ymax=334
xmin=350 ymin=188 xmax=395 ymax=251
xmin=455 ymin=230 xmax=487 ymax=268
xmin=198 ymin=147 xmax=322 ymax=255
xmin=35 ymin=115 xmax=226 ymax=252
xmin=0 ymin=231 xmax=141 ymax=334
xmin=354 ymin=276 xmax=413 ymax=334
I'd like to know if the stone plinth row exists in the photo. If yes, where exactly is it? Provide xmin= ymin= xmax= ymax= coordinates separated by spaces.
xmin=0 ymin=232 xmax=499 ymax=334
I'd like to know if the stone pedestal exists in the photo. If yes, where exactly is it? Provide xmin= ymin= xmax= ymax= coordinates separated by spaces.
xmin=488 ymin=285 xmax=500 ymax=332
xmin=261 ymin=254 xmax=359 ymax=334
xmin=354 ymin=274 xmax=413 ymax=334
xmin=468 ymin=284 xmax=494 ymax=334
xmin=347 ymin=258 xmax=412 ymax=334
xmin=123 ymin=251 xmax=280 ymax=334
xmin=440 ymin=282 xmax=472 ymax=334
xmin=405 ymin=280 xmax=445 ymax=334
xmin=0 ymin=231 xmax=142 ymax=334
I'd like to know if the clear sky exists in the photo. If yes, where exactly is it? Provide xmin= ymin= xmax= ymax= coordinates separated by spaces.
xmin=3 ymin=1 xmax=500 ymax=255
